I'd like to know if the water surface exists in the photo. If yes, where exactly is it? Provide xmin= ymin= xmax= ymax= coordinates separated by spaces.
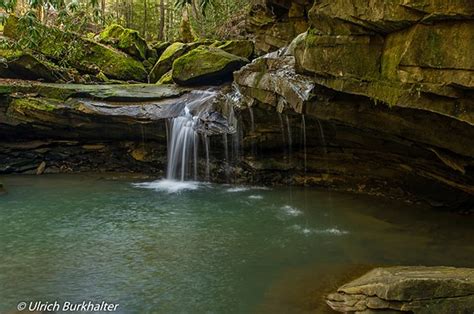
xmin=1 ymin=175 xmax=473 ymax=313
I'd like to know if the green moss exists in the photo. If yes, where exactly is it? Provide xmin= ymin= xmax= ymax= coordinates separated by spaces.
xmin=4 ymin=16 xmax=146 ymax=82
xmin=12 ymin=98 xmax=58 ymax=112
xmin=149 ymin=42 xmax=188 ymax=83
xmin=159 ymin=43 xmax=186 ymax=62
xmin=172 ymin=46 xmax=248 ymax=85
xmin=156 ymin=70 xmax=174 ymax=85
xmin=99 ymin=24 xmax=148 ymax=60
xmin=217 ymin=40 xmax=254 ymax=59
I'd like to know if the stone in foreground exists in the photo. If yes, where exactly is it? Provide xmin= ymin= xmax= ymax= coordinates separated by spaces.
xmin=326 ymin=266 xmax=474 ymax=313
xmin=172 ymin=46 xmax=248 ymax=86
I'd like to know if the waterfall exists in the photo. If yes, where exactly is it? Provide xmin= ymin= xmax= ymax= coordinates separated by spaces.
xmin=301 ymin=115 xmax=307 ymax=172
xmin=166 ymin=90 xmax=217 ymax=181
xmin=285 ymin=114 xmax=293 ymax=164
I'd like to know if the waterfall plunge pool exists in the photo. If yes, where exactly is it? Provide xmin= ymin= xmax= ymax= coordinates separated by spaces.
xmin=1 ymin=174 xmax=474 ymax=313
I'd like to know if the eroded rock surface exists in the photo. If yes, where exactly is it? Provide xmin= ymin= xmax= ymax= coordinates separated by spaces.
xmin=326 ymin=266 xmax=474 ymax=313
xmin=233 ymin=0 xmax=474 ymax=207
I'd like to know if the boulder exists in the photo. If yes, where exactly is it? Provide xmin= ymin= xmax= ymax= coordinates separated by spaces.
xmin=152 ymin=41 xmax=172 ymax=58
xmin=4 ymin=15 xmax=147 ymax=82
xmin=156 ymin=70 xmax=173 ymax=85
xmin=0 ymin=48 xmax=58 ymax=82
xmin=326 ymin=266 xmax=474 ymax=313
xmin=216 ymin=40 xmax=255 ymax=59
xmin=172 ymin=46 xmax=248 ymax=86
xmin=149 ymin=42 xmax=189 ymax=83
xmin=98 ymin=24 xmax=148 ymax=60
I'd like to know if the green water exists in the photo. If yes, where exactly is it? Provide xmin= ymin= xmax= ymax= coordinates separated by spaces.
xmin=1 ymin=175 xmax=473 ymax=313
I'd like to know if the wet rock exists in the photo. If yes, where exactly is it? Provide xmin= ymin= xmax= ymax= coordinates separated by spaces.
xmin=4 ymin=15 xmax=147 ymax=82
xmin=98 ymin=24 xmax=148 ymax=60
xmin=172 ymin=46 xmax=248 ymax=86
xmin=326 ymin=266 xmax=474 ymax=313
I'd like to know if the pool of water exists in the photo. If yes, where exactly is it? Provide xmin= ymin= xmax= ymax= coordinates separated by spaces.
xmin=1 ymin=175 xmax=473 ymax=313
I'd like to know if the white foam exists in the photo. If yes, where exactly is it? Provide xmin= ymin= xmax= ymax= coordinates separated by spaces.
xmin=281 ymin=205 xmax=303 ymax=216
xmin=226 ymin=186 xmax=271 ymax=192
xmin=315 ymin=228 xmax=349 ymax=236
xmin=133 ymin=179 xmax=200 ymax=193
xmin=290 ymin=225 xmax=349 ymax=236
xmin=248 ymin=195 xmax=263 ymax=200
xmin=226 ymin=187 xmax=251 ymax=192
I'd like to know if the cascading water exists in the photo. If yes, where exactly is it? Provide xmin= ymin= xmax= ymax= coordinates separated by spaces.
xmin=166 ymin=90 xmax=217 ymax=181
xmin=165 ymin=88 xmax=239 ymax=183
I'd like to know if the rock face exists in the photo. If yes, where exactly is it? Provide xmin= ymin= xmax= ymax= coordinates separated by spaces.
xmin=247 ymin=0 xmax=313 ymax=54
xmin=98 ymin=24 xmax=148 ymax=60
xmin=172 ymin=46 xmax=249 ymax=86
xmin=233 ymin=0 xmax=474 ymax=207
xmin=4 ymin=16 xmax=147 ymax=82
xmin=0 ymin=81 xmax=232 ymax=175
xmin=326 ymin=266 xmax=474 ymax=313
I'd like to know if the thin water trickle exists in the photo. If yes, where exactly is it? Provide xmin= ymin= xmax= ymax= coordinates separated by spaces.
xmin=249 ymin=107 xmax=255 ymax=133
xmin=301 ymin=115 xmax=307 ymax=172
xmin=223 ymin=134 xmax=230 ymax=182
xmin=285 ymin=114 xmax=293 ymax=164
xmin=204 ymin=134 xmax=210 ymax=181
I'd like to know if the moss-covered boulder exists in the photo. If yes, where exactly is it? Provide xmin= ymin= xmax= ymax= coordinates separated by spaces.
xmin=157 ymin=70 xmax=173 ymax=85
xmin=216 ymin=40 xmax=254 ymax=59
xmin=152 ymin=41 xmax=172 ymax=58
xmin=149 ymin=42 xmax=189 ymax=83
xmin=99 ymin=24 xmax=148 ymax=60
xmin=4 ymin=15 xmax=147 ymax=82
xmin=0 ymin=48 xmax=58 ymax=82
xmin=172 ymin=46 xmax=248 ymax=86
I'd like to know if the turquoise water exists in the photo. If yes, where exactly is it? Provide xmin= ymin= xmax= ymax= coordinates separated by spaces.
xmin=1 ymin=175 xmax=474 ymax=313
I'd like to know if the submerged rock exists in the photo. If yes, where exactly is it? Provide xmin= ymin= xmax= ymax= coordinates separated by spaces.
xmin=172 ymin=46 xmax=248 ymax=86
xmin=98 ymin=24 xmax=148 ymax=60
xmin=4 ymin=15 xmax=147 ymax=82
xmin=326 ymin=266 xmax=474 ymax=313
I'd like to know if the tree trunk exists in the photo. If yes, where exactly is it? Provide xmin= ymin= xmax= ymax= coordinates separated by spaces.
xmin=143 ymin=0 xmax=148 ymax=38
xmin=158 ymin=0 xmax=165 ymax=40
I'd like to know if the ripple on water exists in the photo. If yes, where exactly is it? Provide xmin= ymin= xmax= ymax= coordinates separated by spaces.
xmin=290 ymin=224 xmax=349 ymax=236
xmin=132 ymin=179 xmax=201 ymax=193
xmin=248 ymin=195 xmax=263 ymax=200
xmin=281 ymin=205 xmax=303 ymax=217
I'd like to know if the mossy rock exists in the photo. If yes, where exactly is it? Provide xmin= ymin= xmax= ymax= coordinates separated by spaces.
xmin=217 ymin=40 xmax=254 ymax=59
xmin=0 ymin=48 xmax=58 ymax=82
xmin=172 ymin=46 xmax=249 ymax=86
xmin=99 ymin=24 xmax=148 ymax=60
xmin=149 ymin=42 xmax=189 ymax=83
xmin=4 ymin=15 xmax=147 ymax=82
xmin=156 ymin=70 xmax=174 ymax=85
xmin=152 ymin=41 xmax=172 ymax=58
